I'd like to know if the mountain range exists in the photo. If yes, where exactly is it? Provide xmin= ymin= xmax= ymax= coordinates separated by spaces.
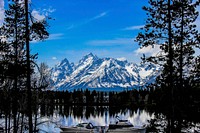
xmin=50 ymin=53 xmax=160 ymax=91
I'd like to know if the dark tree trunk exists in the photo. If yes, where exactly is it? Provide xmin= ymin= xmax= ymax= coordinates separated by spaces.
xmin=167 ymin=0 xmax=174 ymax=132
xmin=13 ymin=4 xmax=19 ymax=133
xmin=25 ymin=0 xmax=33 ymax=132
xmin=20 ymin=113 xmax=24 ymax=133
xmin=8 ymin=111 xmax=11 ymax=133
xmin=180 ymin=1 xmax=184 ymax=97
xmin=5 ymin=114 xmax=7 ymax=133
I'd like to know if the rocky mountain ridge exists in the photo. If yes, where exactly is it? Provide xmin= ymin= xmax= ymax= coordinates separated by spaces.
xmin=50 ymin=53 xmax=160 ymax=91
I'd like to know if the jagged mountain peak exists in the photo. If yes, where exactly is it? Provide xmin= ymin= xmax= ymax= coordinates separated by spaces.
xmin=85 ymin=52 xmax=96 ymax=58
xmin=50 ymin=54 xmax=160 ymax=91
xmin=59 ymin=58 xmax=70 ymax=66
xmin=80 ymin=53 xmax=98 ymax=62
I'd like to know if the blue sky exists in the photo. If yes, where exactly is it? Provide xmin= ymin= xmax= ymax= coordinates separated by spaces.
xmin=1 ymin=1 xmax=200 ymax=67
xmin=26 ymin=0 xmax=149 ymax=66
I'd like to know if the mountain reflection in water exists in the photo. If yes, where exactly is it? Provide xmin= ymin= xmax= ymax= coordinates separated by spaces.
xmin=55 ymin=106 xmax=152 ymax=127
xmin=37 ymin=105 xmax=152 ymax=132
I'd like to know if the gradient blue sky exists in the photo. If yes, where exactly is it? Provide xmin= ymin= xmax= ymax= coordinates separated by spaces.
xmin=1 ymin=1 xmax=200 ymax=66
xmin=26 ymin=0 xmax=149 ymax=66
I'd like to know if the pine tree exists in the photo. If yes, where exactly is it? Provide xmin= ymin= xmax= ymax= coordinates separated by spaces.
xmin=0 ymin=2 xmax=27 ymax=132
xmin=0 ymin=0 xmax=49 ymax=132
xmin=136 ymin=0 xmax=200 ymax=132
xmin=171 ymin=0 xmax=200 ymax=89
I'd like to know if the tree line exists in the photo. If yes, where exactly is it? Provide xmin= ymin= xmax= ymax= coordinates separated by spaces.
xmin=1 ymin=87 xmax=199 ymax=132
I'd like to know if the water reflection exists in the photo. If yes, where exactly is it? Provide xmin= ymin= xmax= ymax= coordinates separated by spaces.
xmin=35 ymin=105 xmax=200 ymax=133
xmin=52 ymin=105 xmax=152 ymax=127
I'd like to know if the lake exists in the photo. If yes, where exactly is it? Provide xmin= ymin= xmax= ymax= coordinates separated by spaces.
xmin=35 ymin=106 xmax=152 ymax=133
xmin=1 ymin=104 xmax=200 ymax=132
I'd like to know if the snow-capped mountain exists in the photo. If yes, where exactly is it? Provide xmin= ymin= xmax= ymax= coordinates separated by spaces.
xmin=50 ymin=53 xmax=160 ymax=91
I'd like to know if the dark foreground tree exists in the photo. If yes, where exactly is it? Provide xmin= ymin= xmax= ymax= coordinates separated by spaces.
xmin=136 ymin=0 xmax=200 ymax=132
xmin=24 ymin=0 xmax=49 ymax=131
xmin=0 ymin=0 xmax=49 ymax=132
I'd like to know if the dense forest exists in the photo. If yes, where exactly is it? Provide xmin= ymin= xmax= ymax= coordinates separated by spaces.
xmin=0 ymin=0 xmax=200 ymax=133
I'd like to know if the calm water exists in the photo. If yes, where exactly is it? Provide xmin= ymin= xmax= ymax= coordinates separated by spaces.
xmin=35 ymin=106 xmax=152 ymax=132
xmin=1 ymin=105 xmax=200 ymax=132
xmin=57 ymin=106 xmax=152 ymax=127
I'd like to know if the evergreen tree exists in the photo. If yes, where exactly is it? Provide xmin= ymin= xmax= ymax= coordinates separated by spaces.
xmin=136 ymin=0 xmax=200 ymax=132
xmin=0 ymin=2 xmax=27 ymax=132
xmin=0 ymin=0 xmax=49 ymax=132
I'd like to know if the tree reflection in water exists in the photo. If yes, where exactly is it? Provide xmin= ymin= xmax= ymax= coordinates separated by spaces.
xmin=40 ymin=105 xmax=152 ymax=127
xmin=39 ymin=104 xmax=200 ymax=132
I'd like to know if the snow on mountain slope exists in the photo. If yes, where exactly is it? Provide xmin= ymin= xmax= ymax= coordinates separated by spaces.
xmin=51 ymin=58 xmax=74 ymax=87
xmin=50 ymin=53 xmax=160 ymax=91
